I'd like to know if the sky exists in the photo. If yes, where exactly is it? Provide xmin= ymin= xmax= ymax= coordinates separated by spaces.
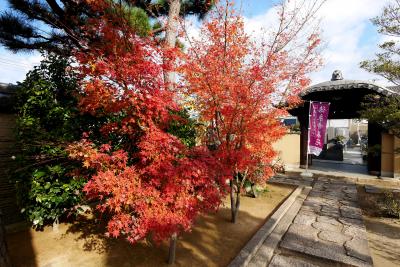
xmin=0 ymin=0 xmax=393 ymax=85
xmin=239 ymin=0 xmax=392 ymax=85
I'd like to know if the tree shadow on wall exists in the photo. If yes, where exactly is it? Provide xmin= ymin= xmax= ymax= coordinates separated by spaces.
xmin=6 ymin=224 xmax=37 ymax=267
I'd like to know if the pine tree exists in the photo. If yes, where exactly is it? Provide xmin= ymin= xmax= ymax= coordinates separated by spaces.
xmin=360 ymin=0 xmax=400 ymax=138
xmin=360 ymin=0 xmax=400 ymax=84
xmin=0 ymin=0 xmax=93 ymax=54
xmin=360 ymin=95 xmax=400 ymax=138
xmin=0 ymin=0 xmax=214 ymax=55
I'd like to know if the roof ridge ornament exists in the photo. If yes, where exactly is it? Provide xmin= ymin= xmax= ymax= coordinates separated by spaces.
xmin=331 ymin=70 xmax=343 ymax=81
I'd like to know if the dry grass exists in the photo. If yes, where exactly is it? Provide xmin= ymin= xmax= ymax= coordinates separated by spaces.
xmin=357 ymin=185 xmax=400 ymax=267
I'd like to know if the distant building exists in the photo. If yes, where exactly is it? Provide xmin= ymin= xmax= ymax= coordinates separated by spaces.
xmin=281 ymin=116 xmax=298 ymax=126
xmin=0 ymin=83 xmax=16 ymax=113
xmin=277 ymin=70 xmax=400 ymax=177
xmin=326 ymin=119 xmax=368 ymax=144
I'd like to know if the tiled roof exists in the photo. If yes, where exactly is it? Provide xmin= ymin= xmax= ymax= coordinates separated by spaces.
xmin=301 ymin=79 xmax=400 ymax=97
xmin=0 ymin=83 xmax=16 ymax=112
xmin=387 ymin=85 xmax=400 ymax=94
xmin=0 ymin=83 xmax=16 ymax=95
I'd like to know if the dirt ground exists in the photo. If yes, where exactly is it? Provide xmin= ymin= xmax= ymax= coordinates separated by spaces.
xmin=357 ymin=185 xmax=400 ymax=267
xmin=6 ymin=184 xmax=294 ymax=267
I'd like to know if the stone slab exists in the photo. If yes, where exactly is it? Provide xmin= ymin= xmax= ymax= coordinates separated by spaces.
xmin=345 ymin=237 xmax=373 ymax=264
xmin=316 ymin=215 xmax=341 ymax=226
xmin=340 ymin=205 xmax=363 ymax=220
xmin=365 ymin=184 xmax=400 ymax=194
xmin=364 ymin=185 xmax=382 ymax=194
xmin=268 ymin=174 xmax=314 ymax=187
xmin=278 ymin=177 xmax=373 ymax=267
xmin=293 ymin=213 xmax=316 ymax=226
xmin=318 ymin=230 xmax=352 ymax=244
xmin=269 ymin=255 xmax=319 ymax=267
xmin=248 ymin=187 xmax=311 ymax=267
xmin=228 ymin=186 xmax=305 ymax=267
xmin=312 ymin=221 xmax=342 ymax=232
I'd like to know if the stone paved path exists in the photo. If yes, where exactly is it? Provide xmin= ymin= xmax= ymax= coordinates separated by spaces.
xmin=274 ymin=177 xmax=373 ymax=267
xmin=269 ymin=173 xmax=315 ymax=187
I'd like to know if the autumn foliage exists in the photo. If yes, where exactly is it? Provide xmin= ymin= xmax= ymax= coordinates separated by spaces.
xmin=180 ymin=1 xmax=322 ymax=222
xmin=67 ymin=0 xmax=322 ymax=247
xmin=68 ymin=0 xmax=225 ymax=244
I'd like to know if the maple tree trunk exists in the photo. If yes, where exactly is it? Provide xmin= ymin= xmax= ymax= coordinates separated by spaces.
xmin=165 ymin=0 xmax=180 ymax=49
xmin=230 ymin=181 xmax=240 ymax=223
xmin=164 ymin=0 xmax=181 ymax=89
xmin=168 ymin=233 xmax=177 ymax=264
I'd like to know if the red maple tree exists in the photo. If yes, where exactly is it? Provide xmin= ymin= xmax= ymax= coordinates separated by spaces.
xmin=180 ymin=0 xmax=323 ymax=222
xmin=68 ymin=0 xmax=225 ymax=249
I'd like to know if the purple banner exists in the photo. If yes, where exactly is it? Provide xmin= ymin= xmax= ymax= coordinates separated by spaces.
xmin=308 ymin=102 xmax=330 ymax=156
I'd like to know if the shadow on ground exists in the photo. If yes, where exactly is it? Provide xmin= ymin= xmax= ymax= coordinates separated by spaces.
xmin=65 ymin=207 xmax=267 ymax=267
xmin=6 ymin=228 xmax=37 ymax=267
xmin=5 ymin=184 xmax=293 ymax=267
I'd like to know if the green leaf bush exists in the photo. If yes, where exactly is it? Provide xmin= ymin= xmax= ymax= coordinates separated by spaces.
xmin=13 ymin=54 xmax=89 ymax=228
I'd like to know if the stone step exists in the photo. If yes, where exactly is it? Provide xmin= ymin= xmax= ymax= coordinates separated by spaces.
xmin=364 ymin=184 xmax=400 ymax=194
xmin=228 ymin=186 xmax=310 ymax=267
xmin=278 ymin=179 xmax=373 ymax=267
xmin=248 ymin=186 xmax=311 ymax=267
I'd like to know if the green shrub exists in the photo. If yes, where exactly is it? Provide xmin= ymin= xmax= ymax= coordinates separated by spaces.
xmin=381 ymin=191 xmax=400 ymax=219
xmin=18 ymin=166 xmax=86 ymax=228
xmin=14 ymin=53 xmax=89 ymax=228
